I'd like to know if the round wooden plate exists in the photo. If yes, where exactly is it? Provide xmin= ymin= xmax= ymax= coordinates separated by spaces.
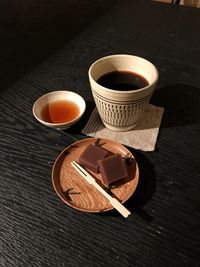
xmin=52 ymin=138 xmax=139 ymax=213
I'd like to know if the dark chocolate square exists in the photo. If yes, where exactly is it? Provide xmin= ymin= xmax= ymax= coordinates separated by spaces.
xmin=98 ymin=154 xmax=128 ymax=185
xmin=78 ymin=144 xmax=108 ymax=173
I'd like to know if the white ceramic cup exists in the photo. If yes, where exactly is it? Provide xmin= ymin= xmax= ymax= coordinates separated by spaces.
xmin=88 ymin=54 xmax=159 ymax=131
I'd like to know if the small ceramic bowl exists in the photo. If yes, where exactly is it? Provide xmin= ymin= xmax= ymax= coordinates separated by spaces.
xmin=32 ymin=90 xmax=86 ymax=130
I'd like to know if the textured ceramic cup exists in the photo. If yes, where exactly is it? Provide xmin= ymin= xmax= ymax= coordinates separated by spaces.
xmin=88 ymin=54 xmax=159 ymax=131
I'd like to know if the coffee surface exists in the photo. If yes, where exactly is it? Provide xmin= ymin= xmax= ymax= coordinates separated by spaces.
xmin=97 ymin=70 xmax=149 ymax=91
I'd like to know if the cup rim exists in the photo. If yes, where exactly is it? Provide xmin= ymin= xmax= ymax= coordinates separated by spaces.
xmin=32 ymin=90 xmax=86 ymax=126
xmin=88 ymin=54 xmax=159 ymax=94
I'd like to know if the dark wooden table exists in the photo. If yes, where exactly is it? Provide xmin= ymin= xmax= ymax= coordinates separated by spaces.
xmin=1 ymin=1 xmax=200 ymax=266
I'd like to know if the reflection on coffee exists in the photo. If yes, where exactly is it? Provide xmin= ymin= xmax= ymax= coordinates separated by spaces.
xmin=97 ymin=70 xmax=149 ymax=91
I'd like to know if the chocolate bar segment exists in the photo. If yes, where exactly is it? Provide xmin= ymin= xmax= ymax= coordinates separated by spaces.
xmin=98 ymin=154 xmax=128 ymax=185
xmin=78 ymin=144 xmax=108 ymax=173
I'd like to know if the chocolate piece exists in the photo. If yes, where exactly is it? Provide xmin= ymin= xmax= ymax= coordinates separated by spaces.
xmin=98 ymin=154 xmax=128 ymax=185
xmin=78 ymin=144 xmax=108 ymax=173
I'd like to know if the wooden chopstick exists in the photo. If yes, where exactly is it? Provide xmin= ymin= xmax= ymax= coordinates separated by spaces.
xmin=71 ymin=161 xmax=131 ymax=218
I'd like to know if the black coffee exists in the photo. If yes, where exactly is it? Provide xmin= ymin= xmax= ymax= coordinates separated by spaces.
xmin=97 ymin=70 xmax=149 ymax=91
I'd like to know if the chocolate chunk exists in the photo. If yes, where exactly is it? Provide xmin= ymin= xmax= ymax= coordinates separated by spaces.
xmin=78 ymin=144 xmax=108 ymax=173
xmin=98 ymin=154 xmax=128 ymax=185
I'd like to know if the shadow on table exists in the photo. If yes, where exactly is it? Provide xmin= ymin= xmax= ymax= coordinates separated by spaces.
xmin=65 ymin=101 xmax=96 ymax=136
xmin=102 ymin=149 xmax=157 ymax=222
xmin=151 ymin=83 xmax=200 ymax=128
xmin=66 ymin=84 xmax=200 ymax=136
xmin=0 ymin=0 xmax=118 ymax=92
xmin=126 ymin=149 xmax=156 ymax=222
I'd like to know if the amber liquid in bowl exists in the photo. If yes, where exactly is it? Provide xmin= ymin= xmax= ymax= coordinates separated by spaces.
xmin=41 ymin=100 xmax=80 ymax=123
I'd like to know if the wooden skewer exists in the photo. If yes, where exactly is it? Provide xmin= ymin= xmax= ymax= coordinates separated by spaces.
xmin=71 ymin=161 xmax=131 ymax=218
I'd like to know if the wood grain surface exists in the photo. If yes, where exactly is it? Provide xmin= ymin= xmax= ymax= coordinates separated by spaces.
xmin=1 ymin=0 xmax=200 ymax=266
